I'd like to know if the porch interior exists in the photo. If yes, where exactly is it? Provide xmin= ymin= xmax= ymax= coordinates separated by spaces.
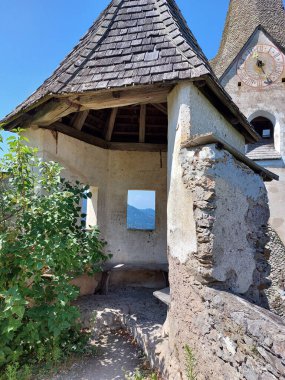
xmin=39 ymin=96 xmax=170 ymax=291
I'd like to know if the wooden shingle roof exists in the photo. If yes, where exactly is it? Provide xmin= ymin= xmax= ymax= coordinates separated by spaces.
xmin=212 ymin=0 xmax=285 ymax=78
xmin=4 ymin=0 xmax=211 ymax=120
xmin=2 ymin=0 xmax=259 ymax=144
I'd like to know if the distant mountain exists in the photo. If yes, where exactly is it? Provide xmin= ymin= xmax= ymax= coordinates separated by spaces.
xmin=127 ymin=204 xmax=155 ymax=230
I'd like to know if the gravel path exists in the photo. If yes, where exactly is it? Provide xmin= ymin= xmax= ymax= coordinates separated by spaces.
xmin=52 ymin=329 xmax=142 ymax=380
xmin=51 ymin=287 xmax=167 ymax=380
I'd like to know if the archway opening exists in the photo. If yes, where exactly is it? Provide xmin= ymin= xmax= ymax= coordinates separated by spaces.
xmin=246 ymin=116 xmax=281 ymax=160
xmin=251 ymin=116 xmax=274 ymax=142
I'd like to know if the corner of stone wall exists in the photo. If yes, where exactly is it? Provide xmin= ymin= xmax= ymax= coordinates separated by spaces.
xmin=265 ymin=226 xmax=285 ymax=318
xmin=166 ymin=144 xmax=285 ymax=379
xmin=178 ymin=144 xmax=270 ymax=304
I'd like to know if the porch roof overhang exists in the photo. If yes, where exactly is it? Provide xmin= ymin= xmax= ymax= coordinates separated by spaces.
xmin=1 ymin=76 xmax=259 ymax=145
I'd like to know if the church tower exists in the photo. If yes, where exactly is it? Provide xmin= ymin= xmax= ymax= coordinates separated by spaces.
xmin=212 ymin=0 xmax=285 ymax=245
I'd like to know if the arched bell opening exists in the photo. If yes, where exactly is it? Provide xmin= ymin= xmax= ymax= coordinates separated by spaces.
xmin=251 ymin=116 xmax=274 ymax=142
xmin=246 ymin=114 xmax=281 ymax=161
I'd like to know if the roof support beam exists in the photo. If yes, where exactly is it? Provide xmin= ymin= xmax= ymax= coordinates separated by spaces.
xmin=71 ymin=110 xmax=89 ymax=130
xmin=73 ymin=85 xmax=172 ymax=110
xmin=139 ymin=104 xmax=146 ymax=143
xmin=152 ymin=103 xmax=167 ymax=115
xmin=23 ymin=99 xmax=82 ymax=128
xmin=43 ymin=121 xmax=167 ymax=152
xmin=47 ymin=122 xmax=108 ymax=149
xmin=105 ymin=107 xmax=118 ymax=141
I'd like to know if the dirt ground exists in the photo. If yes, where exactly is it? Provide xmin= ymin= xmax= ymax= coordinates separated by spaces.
xmin=51 ymin=329 xmax=146 ymax=380
xmin=50 ymin=287 xmax=166 ymax=380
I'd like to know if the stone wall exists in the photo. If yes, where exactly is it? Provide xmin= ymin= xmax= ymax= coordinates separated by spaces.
xmin=166 ymin=141 xmax=285 ymax=379
xmin=266 ymin=226 xmax=285 ymax=318
xmin=166 ymin=259 xmax=285 ymax=380
xmin=171 ymin=144 xmax=270 ymax=305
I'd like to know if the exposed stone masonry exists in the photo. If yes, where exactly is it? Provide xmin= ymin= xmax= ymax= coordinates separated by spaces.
xmin=178 ymin=144 xmax=270 ymax=305
xmin=167 ymin=257 xmax=285 ymax=380
xmin=266 ymin=226 xmax=285 ymax=318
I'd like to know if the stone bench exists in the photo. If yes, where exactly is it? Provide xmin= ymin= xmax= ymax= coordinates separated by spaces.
xmin=99 ymin=263 xmax=169 ymax=295
xmin=153 ymin=287 xmax=170 ymax=306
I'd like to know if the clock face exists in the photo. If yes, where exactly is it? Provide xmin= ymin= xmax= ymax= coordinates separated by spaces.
xmin=237 ymin=44 xmax=284 ymax=88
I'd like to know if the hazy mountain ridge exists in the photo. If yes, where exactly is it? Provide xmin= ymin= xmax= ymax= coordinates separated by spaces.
xmin=127 ymin=204 xmax=155 ymax=230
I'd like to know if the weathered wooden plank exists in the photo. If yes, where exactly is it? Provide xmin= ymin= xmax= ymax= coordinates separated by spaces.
xmin=153 ymin=287 xmax=170 ymax=306
xmin=71 ymin=110 xmax=89 ymax=130
xmin=139 ymin=104 xmax=146 ymax=143
xmin=74 ymin=86 xmax=172 ymax=110
xmin=103 ymin=263 xmax=169 ymax=271
xmin=46 ymin=122 xmax=108 ymax=149
xmin=105 ymin=108 xmax=118 ymax=141
xmin=24 ymin=99 xmax=82 ymax=128
xmin=44 ymin=122 xmax=167 ymax=152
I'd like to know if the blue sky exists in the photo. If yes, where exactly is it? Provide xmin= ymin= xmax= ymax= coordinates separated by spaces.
xmin=128 ymin=190 xmax=156 ymax=210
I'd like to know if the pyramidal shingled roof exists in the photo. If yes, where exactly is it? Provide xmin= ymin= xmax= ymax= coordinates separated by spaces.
xmin=5 ymin=0 xmax=213 ymax=120
xmin=212 ymin=0 xmax=285 ymax=78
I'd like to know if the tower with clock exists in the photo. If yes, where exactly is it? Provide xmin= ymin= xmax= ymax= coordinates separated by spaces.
xmin=212 ymin=0 xmax=285 ymax=247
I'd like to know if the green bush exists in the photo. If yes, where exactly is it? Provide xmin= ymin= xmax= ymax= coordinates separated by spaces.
xmin=0 ymin=130 xmax=108 ymax=376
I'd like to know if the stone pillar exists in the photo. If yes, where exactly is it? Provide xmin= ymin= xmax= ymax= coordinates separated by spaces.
xmin=166 ymin=84 xmax=273 ymax=379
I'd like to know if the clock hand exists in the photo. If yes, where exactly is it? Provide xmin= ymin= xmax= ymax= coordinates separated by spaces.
xmin=256 ymin=59 xmax=264 ymax=68
xmin=255 ymin=59 xmax=269 ymax=78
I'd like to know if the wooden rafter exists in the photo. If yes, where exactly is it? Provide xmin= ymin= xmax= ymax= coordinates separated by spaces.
xmin=23 ymin=99 xmax=82 ymax=128
xmin=71 ymin=110 xmax=89 ymax=130
xmin=44 ymin=121 xmax=167 ymax=152
xmin=139 ymin=104 xmax=146 ymax=143
xmin=105 ymin=107 xmax=118 ymax=141
xmin=152 ymin=103 xmax=167 ymax=115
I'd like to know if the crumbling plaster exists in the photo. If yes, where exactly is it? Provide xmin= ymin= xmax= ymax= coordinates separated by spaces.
xmin=24 ymin=128 xmax=168 ymax=266
xmin=167 ymin=83 xmax=269 ymax=298
xmin=165 ymin=82 xmax=284 ymax=380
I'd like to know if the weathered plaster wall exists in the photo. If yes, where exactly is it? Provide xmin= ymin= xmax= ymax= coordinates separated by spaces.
xmin=167 ymin=84 xmax=268 ymax=301
xmin=168 ymin=83 xmax=245 ymax=159
xmin=24 ymin=128 xmax=167 ymax=266
xmin=265 ymin=226 xmax=285 ymax=318
xmin=165 ymin=140 xmax=284 ymax=379
xmin=168 ymin=143 xmax=270 ymax=305
xmin=263 ymin=165 xmax=285 ymax=245
xmin=164 ymin=84 xmax=285 ymax=378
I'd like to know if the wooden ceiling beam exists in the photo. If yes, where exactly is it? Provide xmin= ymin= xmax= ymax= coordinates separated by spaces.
xmin=105 ymin=107 xmax=118 ymax=141
xmin=71 ymin=110 xmax=89 ymax=130
xmin=73 ymin=86 xmax=171 ymax=110
xmin=23 ymin=99 xmax=83 ymax=128
xmin=139 ymin=104 xmax=146 ymax=143
xmin=43 ymin=121 xmax=167 ymax=152
xmin=46 ymin=122 xmax=107 ymax=149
